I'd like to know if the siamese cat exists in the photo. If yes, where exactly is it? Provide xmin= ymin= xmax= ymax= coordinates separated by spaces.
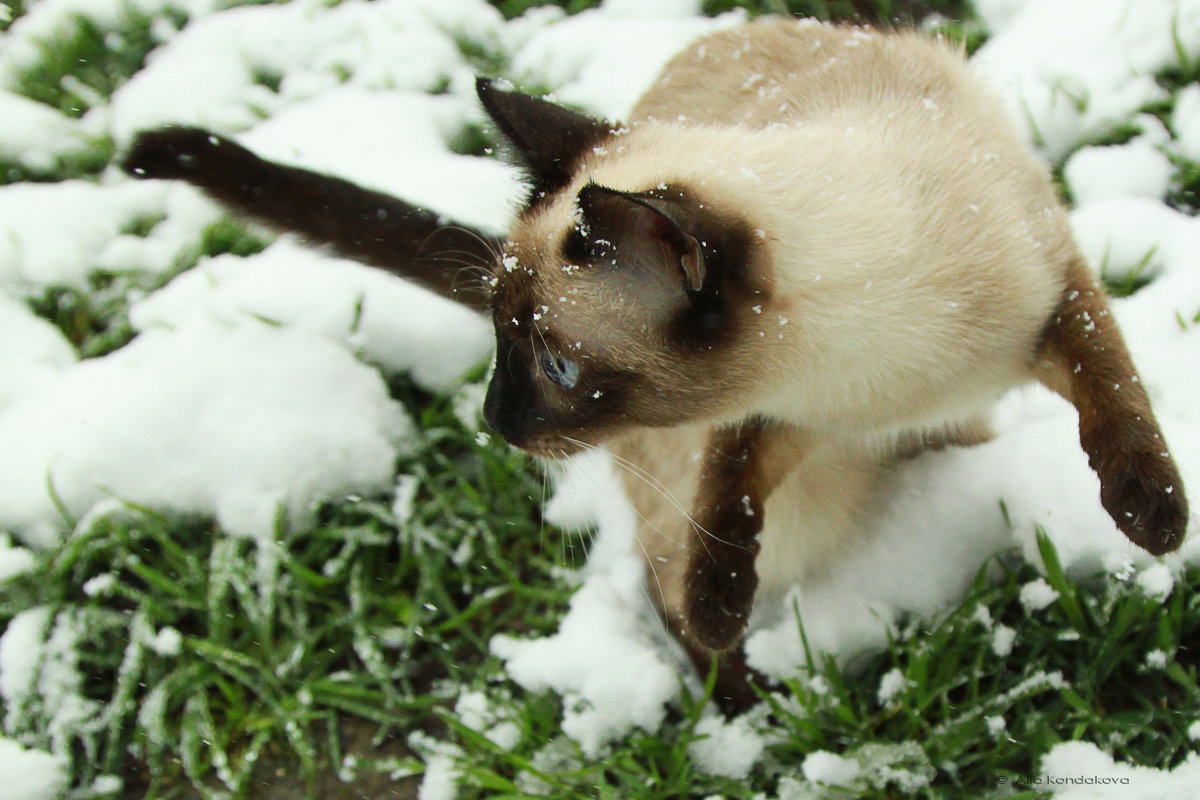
xmin=122 ymin=18 xmax=1188 ymax=707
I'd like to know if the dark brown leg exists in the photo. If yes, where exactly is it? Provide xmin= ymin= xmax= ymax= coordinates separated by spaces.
xmin=1034 ymin=258 xmax=1187 ymax=555
xmin=681 ymin=419 xmax=809 ymax=652
xmin=667 ymin=612 xmax=765 ymax=714
xmin=121 ymin=127 xmax=499 ymax=312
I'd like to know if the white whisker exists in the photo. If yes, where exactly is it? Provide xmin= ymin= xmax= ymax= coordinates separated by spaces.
xmin=545 ymin=445 xmax=674 ymax=641
xmin=559 ymin=435 xmax=744 ymax=556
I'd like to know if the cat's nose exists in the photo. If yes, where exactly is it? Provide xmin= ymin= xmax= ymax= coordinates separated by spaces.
xmin=482 ymin=389 xmax=521 ymax=446
xmin=482 ymin=359 xmax=532 ymax=448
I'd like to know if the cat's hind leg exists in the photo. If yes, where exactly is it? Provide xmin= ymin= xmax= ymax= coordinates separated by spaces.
xmin=1033 ymin=258 xmax=1188 ymax=555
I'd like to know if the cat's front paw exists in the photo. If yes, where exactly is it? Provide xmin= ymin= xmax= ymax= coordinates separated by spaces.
xmin=683 ymin=554 xmax=758 ymax=652
xmin=121 ymin=126 xmax=236 ymax=181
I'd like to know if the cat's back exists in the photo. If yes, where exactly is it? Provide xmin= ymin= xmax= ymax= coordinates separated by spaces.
xmin=632 ymin=17 xmax=985 ymax=129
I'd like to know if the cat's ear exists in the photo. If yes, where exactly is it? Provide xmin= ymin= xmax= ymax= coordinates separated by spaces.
xmin=476 ymin=78 xmax=614 ymax=198
xmin=575 ymin=183 xmax=706 ymax=292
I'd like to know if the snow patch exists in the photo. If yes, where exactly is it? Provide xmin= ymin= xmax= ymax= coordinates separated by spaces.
xmin=1019 ymin=578 xmax=1059 ymax=612
xmin=1172 ymin=83 xmax=1200 ymax=162
xmin=0 ymin=91 xmax=96 ymax=173
xmin=0 ymin=180 xmax=168 ymax=292
xmin=1064 ymin=139 xmax=1174 ymax=204
xmin=0 ymin=535 xmax=36 ymax=583
xmin=1041 ymin=741 xmax=1200 ymax=799
xmin=0 ymin=321 xmax=412 ymax=546
xmin=0 ymin=295 xmax=77 ymax=409
xmin=972 ymin=0 xmax=1200 ymax=160
xmin=876 ymin=667 xmax=909 ymax=706
xmin=1135 ymin=562 xmax=1174 ymax=601
xmin=130 ymin=237 xmax=493 ymax=391
xmin=689 ymin=714 xmax=765 ymax=780
xmin=0 ymin=607 xmax=51 ymax=729
xmin=509 ymin=4 xmax=743 ymax=120
xmin=803 ymin=750 xmax=861 ymax=786
xmin=0 ymin=738 xmax=69 ymax=800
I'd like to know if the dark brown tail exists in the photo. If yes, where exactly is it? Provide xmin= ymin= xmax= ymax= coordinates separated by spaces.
xmin=121 ymin=126 xmax=499 ymax=313
xmin=1036 ymin=258 xmax=1188 ymax=555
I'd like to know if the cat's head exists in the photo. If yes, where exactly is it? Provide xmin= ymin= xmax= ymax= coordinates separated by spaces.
xmin=476 ymin=80 xmax=772 ymax=457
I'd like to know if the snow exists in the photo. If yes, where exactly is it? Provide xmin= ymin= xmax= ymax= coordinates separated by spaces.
xmin=236 ymin=88 xmax=522 ymax=234
xmin=0 ymin=180 xmax=169 ymax=291
xmin=802 ymin=750 xmax=861 ymax=787
xmin=148 ymin=627 xmax=182 ymax=657
xmin=0 ymin=321 xmax=412 ymax=546
xmin=1 ymin=0 xmax=1199 ymax=793
xmin=452 ymin=690 xmax=522 ymax=750
xmin=0 ymin=295 xmax=76 ymax=383
xmin=972 ymin=0 xmax=1200 ymax=160
xmin=1063 ymin=138 xmax=1175 ymax=205
xmin=991 ymin=624 xmax=1018 ymax=657
xmin=1019 ymin=578 xmax=1060 ymax=612
xmin=489 ymin=542 xmax=684 ymax=755
xmin=688 ymin=714 xmax=766 ymax=780
xmin=0 ymin=91 xmax=96 ymax=173
xmin=105 ymin=0 xmax=507 ymax=145
xmin=81 ymin=573 xmax=116 ymax=598
xmin=1145 ymin=648 xmax=1169 ymax=669
xmin=1174 ymin=84 xmax=1200 ymax=162
xmin=0 ymin=535 xmax=36 ymax=583
xmin=1136 ymin=562 xmax=1175 ymax=601
xmin=876 ymin=668 xmax=909 ymax=705
xmin=0 ymin=607 xmax=51 ymax=729
xmin=417 ymin=754 xmax=458 ymax=800
xmin=507 ymin=2 xmax=743 ymax=120
xmin=0 ymin=738 xmax=68 ymax=800
xmin=392 ymin=474 xmax=420 ymax=525
xmin=129 ymin=237 xmax=493 ymax=391
xmin=1041 ymin=742 xmax=1200 ymax=799
xmin=409 ymin=731 xmax=463 ymax=800
xmin=795 ymin=743 xmax=935 ymax=794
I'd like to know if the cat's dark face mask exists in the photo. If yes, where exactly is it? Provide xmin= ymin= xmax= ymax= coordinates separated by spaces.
xmin=481 ymin=334 xmax=630 ymax=458
xmin=475 ymin=80 xmax=766 ymax=457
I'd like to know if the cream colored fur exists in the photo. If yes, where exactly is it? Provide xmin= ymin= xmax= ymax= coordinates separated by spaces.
xmin=560 ymin=19 xmax=1081 ymax=620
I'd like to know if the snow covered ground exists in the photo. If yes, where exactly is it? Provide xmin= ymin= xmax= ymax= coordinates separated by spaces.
xmin=1 ymin=0 xmax=1199 ymax=796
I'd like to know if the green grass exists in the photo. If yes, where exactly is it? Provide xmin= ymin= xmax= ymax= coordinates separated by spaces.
xmin=11 ymin=9 xmax=184 ymax=117
xmin=25 ymin=219 xmax=271 ymax=359
xmin=435 ymin=536 xmax=1200 ymax=799
xmin=2 ymin=377 xmax=573 ymax=799
xmin=0 ymin=140 xmax=115 ymax=185
xmin=701 ymin=0 xmax=975 ymax=25
xmin=1 ymin=1 xmax=1198 ymax=799
xmin=0 ymin=0 xmax=27 ymax=32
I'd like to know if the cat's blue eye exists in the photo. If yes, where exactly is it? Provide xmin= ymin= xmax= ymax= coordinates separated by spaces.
xmin=539 ymin=350 xmax=579 ymax=389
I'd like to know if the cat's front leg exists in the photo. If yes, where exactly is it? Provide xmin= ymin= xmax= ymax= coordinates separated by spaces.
xmin=682 ymin=419 xmax=809 ymax=652
xmin=121 ymin=127 xmax=497 ymax=311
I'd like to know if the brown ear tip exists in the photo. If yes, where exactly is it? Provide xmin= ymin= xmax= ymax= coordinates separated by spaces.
xmin=120 ymin=125 xmax=229 ymax=180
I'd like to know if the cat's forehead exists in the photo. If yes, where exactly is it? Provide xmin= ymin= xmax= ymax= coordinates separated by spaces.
xmin=493 ymin=197 xmax=582 ymax=307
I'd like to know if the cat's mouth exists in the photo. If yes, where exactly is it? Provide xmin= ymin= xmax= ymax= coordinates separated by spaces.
xmin=514 ymin=436 xmax=589 ymax=460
